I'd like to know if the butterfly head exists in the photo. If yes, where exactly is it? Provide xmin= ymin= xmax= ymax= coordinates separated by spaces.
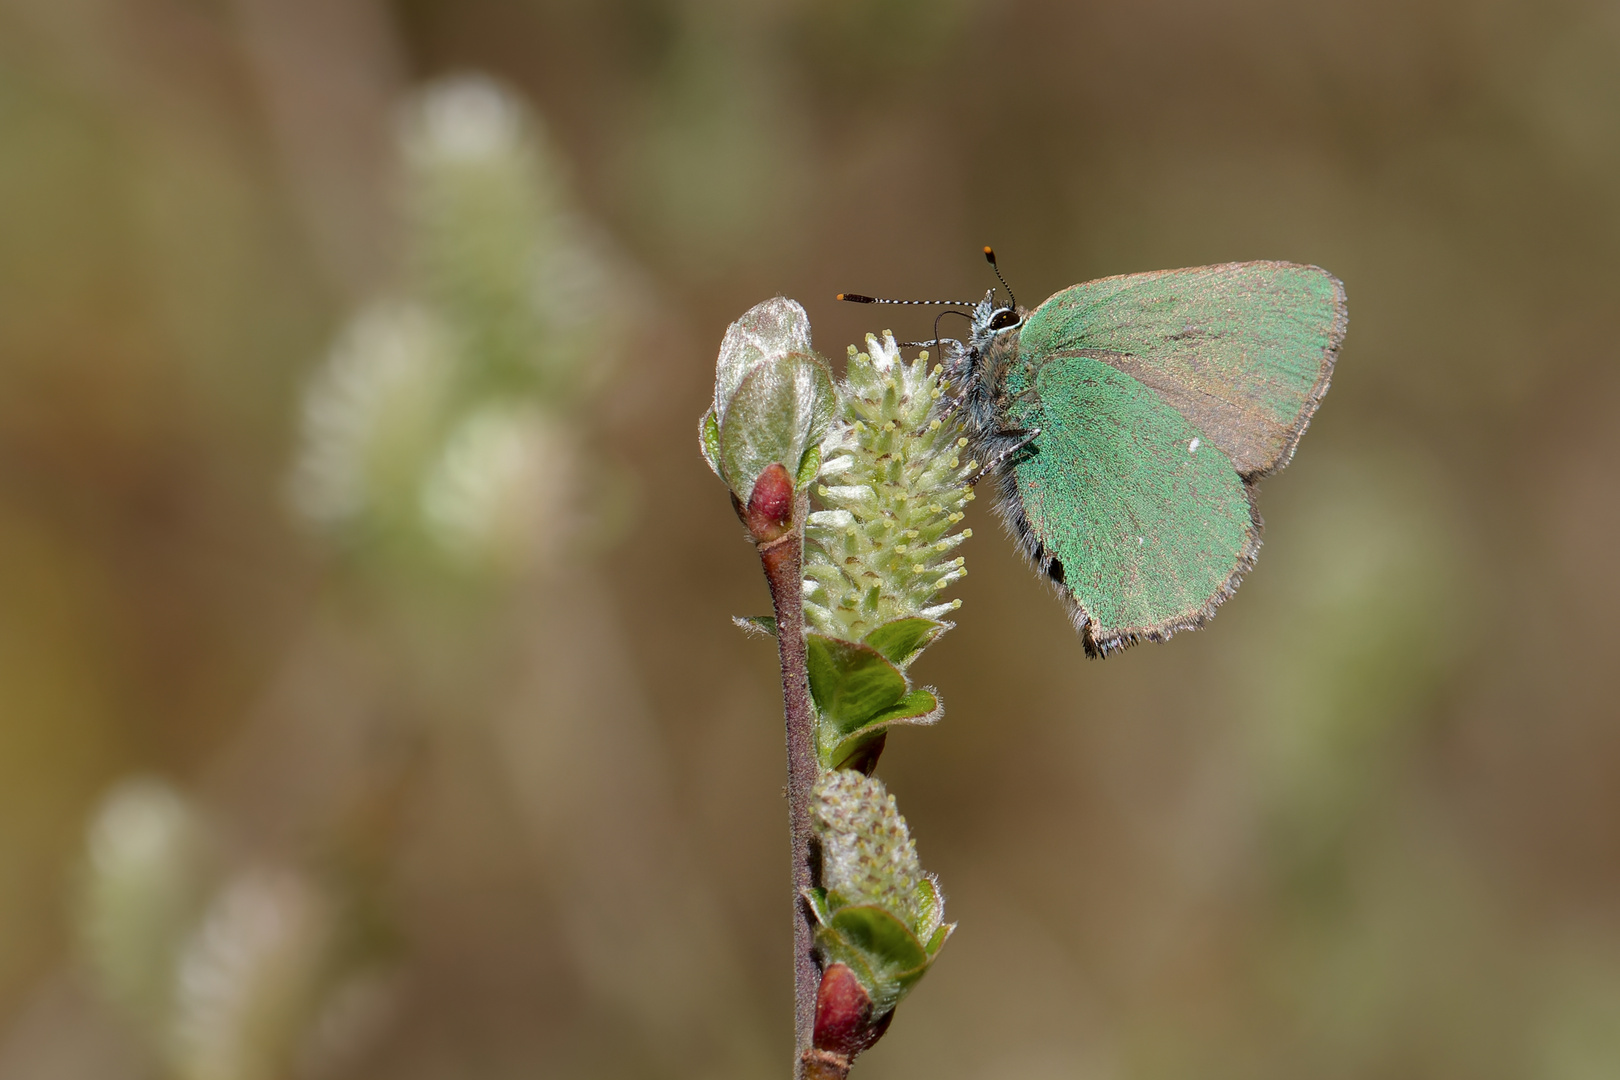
xmin=967 ymin=289 xmax=1023 ymax=355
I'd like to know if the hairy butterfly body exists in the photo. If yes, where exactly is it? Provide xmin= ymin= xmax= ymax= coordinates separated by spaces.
xmin=937 ymin=259 xmax=1347 ymax=657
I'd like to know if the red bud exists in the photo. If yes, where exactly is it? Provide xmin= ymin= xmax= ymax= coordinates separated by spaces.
xmin=811 ymin=962 xmax=892 ymax=1061
xmin=812 ymin=963 xmax=870 ymax=1053
xmin=744 ymin=463 xmax=796 ymax=543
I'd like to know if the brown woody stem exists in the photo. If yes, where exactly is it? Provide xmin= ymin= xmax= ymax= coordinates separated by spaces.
xmin=743 ymin=463 xmax=819 ymax=1077
xmin=759 ymin=516 xmax=819 ymax=1075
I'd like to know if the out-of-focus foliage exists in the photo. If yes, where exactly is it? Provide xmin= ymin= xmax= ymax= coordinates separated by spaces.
xmin=80 ymin=780 xmax=213 ymax=1032
xmin=1 ymin=1 xmax=1618 ymax=1079
xmin=291 ymin=74 xmax=629 ymax=578
xmin=78 ymin=780 xmax=390 ymax=1080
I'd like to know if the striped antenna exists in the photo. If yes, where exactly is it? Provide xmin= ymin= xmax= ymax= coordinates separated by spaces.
xmin=836 ymin=293 xmax=977 ymax=306
xmin=983 ymin=246 xmax=1018 ymax=309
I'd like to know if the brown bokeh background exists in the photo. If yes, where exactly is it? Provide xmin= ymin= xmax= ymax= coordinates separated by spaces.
xmin=3 ymin=1 xmax=1619 ymax=1078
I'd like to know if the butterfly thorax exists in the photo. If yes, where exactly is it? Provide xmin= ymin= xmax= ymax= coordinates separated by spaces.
xmin=951 ymin=292 xmax=1032 ymax=456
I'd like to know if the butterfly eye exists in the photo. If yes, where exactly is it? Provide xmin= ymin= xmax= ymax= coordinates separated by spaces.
xmin=988 ymin=309 xmax=1020 ymax=331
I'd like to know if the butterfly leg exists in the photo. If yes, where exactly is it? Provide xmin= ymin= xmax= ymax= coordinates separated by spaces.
xmin=969 ymin=427 xmax=1040 ymax=485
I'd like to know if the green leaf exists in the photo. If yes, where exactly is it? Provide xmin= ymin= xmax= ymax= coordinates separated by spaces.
xmin=698 ymin=408 xmax=722 ymax=478
xmin=831 ymin=732 xmax=887 ymax=775
xmin=912 ymin=875 xmax=942 ymax=941
xmin=803 ymin=887 xmax=832 ymax=927
xmin=731 ymin=615 xmax=777 ymax=638
xmin=714 ymin=297 xmax=813 ymax=424
xmin=825 ymin=688 xmax=942 ymax=769
xmin=830 ymin=906 xmax=928 ymax=973
xmin=861 ymin=617 xmax=949 ymax=668
xmin=863 ymin=687 xmax=940 ymax=730
xmin=815 ymin=905 xmax=932 ymax=1013
xmin=805 ymin=635 xmax=908 ymax=735
xmin=717 ymin=351 xmax=835 ymax=498
xmin=796 ymin=443 xmax=822 ymax=490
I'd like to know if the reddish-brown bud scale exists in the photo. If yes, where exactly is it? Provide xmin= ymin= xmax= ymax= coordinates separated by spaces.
xmin=812 ymin=963 xmax=871 ymax=1053
xmin=808 ymin=962 xmax=893 ymax=1067
xmin=801 ymin=962 xmax=896 ymax=1078
xmin=745 ymin=462 xmax=796 ymax=543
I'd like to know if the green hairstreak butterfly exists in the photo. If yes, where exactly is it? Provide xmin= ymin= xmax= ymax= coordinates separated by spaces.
xmin=842 ymin=250 xmax=1347 ymax=656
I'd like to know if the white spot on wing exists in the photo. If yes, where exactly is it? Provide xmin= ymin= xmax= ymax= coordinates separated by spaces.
xmin=1188 ymin=437 xmax=1201 ymax=454
xmin=1137 ymin=536 xmax=1144 ymax=546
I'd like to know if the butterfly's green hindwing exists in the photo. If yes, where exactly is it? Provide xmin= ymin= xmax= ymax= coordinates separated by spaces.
xmin=1018 ymin=262 xmax=1345 ymax=477
xmin=1002 ymin=357 xmax=1258 ymax=654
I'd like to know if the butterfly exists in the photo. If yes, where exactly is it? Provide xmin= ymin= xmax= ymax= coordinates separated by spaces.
xmin=842 ymin=250 xmax=1347 ymax=657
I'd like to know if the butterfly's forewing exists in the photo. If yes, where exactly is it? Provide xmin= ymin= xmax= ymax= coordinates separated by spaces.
xmin=1002 ymin=358 xmax=1257 ymax=655
xmin=1019 ymin=262 xmax=1346 ymax=476
xmin=1000 ymin=261 xmax=1345 ymax=654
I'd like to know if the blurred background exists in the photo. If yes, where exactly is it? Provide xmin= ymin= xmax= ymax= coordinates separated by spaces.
xmin=2 ymin=0 xmax=1619 ymax=1078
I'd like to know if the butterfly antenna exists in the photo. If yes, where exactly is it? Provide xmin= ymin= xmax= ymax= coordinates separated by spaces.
xmin=836 ymin=293 xmax=978 ymax=306
xmin=983 ymin=246 xmax=1018 ymax=309
xmin=930 ymin=308 xmax=972 ymax=343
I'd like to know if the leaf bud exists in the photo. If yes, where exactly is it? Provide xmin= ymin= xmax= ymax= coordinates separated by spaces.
xmin=700 ymin=298 xmax=835 ymax=507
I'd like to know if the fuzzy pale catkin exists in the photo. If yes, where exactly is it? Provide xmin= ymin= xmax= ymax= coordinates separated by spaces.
xmin=803 ymin=332 xmax=975 ymax=643
xmin=811 ymin=770 xmax=923 ymax=924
